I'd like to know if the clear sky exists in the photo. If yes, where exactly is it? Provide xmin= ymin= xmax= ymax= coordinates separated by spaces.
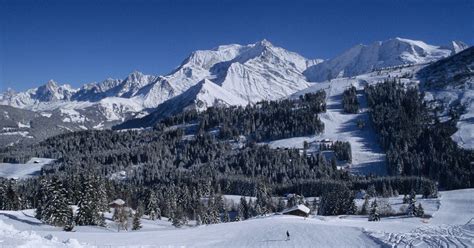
xmin=1 ymin=0 xmax=472 ymax=91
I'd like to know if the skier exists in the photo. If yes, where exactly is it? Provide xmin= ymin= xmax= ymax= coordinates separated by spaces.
xmin=286 ymin=230 xmax=290 ymax=241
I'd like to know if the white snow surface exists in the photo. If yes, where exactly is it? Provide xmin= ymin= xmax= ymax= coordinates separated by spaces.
xmin=0 ymin=157 xmax=55 ymax=179
xmin=304 ymin=37 xmax=461 ymax=82
xmin=0 ymin=189 xmax=472 ymax=247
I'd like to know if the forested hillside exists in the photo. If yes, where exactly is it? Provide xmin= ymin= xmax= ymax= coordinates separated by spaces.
xmin=0 ymin=90 xmax=440 ymax=228
xmin=366 ymin=80 xmax=474 ymax=189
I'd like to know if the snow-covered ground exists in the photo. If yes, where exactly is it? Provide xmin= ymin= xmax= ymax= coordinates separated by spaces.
xmin=0 ymin=158 xmax=55 ymax=179
xmin=0 ymin=189 xmax=472 ymax=247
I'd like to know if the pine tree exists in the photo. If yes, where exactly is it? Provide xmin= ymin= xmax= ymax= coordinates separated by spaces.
xmin=0 ymin=182 xmax=6 ymax=210
xmin=415 ymin=203 xmax=424 ymax=217
xmin=132 ymin=211 xmax=142 ymax=230
xmin=239 ymin=197 xmax=249 ymax=220
xmin=368 ymin=199 xmax=380 ymax=221
xmin=367 ymin=185 xmax=376 ymax=198
xmin=403 ymin=194 xmax=409 ymax=204
xmin=114 ymin=206 xmax=129 ymax=231
xmin=360 ymin=196 xmax=369 ymax=215
xmin=223 ymin=211 xmax=230 ymax=223
xmin=156 ymin=207 xmax=162 ymax=220
xmin=76 ymin=176 xmax=105 ymax=226
xmin=63 ymin=207 xmax=75 ymax=232
xmin=146 ymin=191 xmax=159 ymax=220
xmin=196 ymin=214 xmax=202 ymax=226
xmin=37 ymin=177 xmax=71 ymax=227
xmin=172 ymin=207 xmax=186 ymax=227
xmin=276 ymin=198 xmax=286 ymax=212
xmin=406 ymin=190 xmax=417 ymax=216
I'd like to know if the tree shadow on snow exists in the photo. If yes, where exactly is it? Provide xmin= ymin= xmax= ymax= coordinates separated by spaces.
xmin=0 ymin=212 xmax=45 ymax=226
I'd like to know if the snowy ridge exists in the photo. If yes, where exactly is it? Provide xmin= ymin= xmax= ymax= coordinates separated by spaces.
xmin=304 ymin=37 xmax=465 ymax=82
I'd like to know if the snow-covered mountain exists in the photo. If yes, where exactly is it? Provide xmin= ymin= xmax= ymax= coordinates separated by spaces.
xmin=0 ymin=38 xmax=470 ymax=143
xmin=0 ymin=40 xmax=319 ymax=134
xmin=0 ymin=80 xmax=77 ymax=108
xmin=304 ymin=37 xmax=467 ymax=82
xmin=115 ymin=79 xmax=248 ymax=129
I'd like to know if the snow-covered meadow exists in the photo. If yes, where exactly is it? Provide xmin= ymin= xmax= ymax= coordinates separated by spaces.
xmin=0 ymin=189 xmax=472 ymax=247
xmin=0 ymin=158 xmax=54 ymax=179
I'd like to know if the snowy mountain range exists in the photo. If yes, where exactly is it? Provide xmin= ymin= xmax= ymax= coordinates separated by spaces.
xmin=0 ymin=38 xmax=470 ymax=145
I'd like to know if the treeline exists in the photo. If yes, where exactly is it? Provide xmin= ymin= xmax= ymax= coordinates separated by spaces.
xmin=0 ymin=172 xmax=437 ymax=227
xmin=274 ymin=176 xmax=437 ymax=198
xmin=366 ymin=79 xmax=474 ymax=189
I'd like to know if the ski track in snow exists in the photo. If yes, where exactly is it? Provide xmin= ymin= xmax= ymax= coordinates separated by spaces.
xmin=0 ymin=189 xmax=473 ymax=247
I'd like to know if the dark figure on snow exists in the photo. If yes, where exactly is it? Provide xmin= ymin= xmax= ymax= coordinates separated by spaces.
xmin=286 ymin=230 xmax=290 ymax=241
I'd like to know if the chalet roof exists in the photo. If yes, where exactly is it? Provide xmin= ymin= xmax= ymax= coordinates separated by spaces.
xmin=109 ymin=199 xmax=125 ymax=206
xmin=282 ymin=204 xmax=310 ymax=214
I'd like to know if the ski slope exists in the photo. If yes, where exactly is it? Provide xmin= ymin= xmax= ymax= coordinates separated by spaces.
xmin=289 ymin=78 xmax=387 ymax=175
xmin=0 ymin=189 xmax=473 ymax=247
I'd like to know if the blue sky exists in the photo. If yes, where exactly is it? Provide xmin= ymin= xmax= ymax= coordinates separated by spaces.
xmin=1 ymin=0 xmax=472 ymax=91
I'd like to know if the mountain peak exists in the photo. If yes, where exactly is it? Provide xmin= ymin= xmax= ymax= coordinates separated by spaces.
xmin=446 ymin=40 xmax=469 ymax=53
xmin=126 ymin=70 xmax=145 ymax=80
xmin=45 ymin=79 xmax=58 ymax=88
xmin=255 ymin=39 xmax=273 ymax=47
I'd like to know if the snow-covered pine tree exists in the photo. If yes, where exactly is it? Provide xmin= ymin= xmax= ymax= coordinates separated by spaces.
xmin=0 ymin=182 xmax=6 ymax=210
xmin=207 ymin=197 xmax=220 ymax=224
xmin=223 ymin=211 xmax=230 ymax=223
xmin=132 ymin=211 xmax=142 ymax=230
xmin=196 ymin=214 xmax=202 ymax=226
xmin=63 ymin=207 xmax=75 ymax=232
xmin=406 ymin=190 xmax=417 ymax=216
xmin=35 ymin=177 xmax=51 ymax=220
xmin=276 ymin=198 xmax=286 ymax=212
xmin=403 ymin=194 xmax=409 ymax=204
xmin=172 ymin=207 xmax=186 ymax=227
xmin=368 ymin=199 xmax=380 ymax=221
xmin=114 ymin=206 xmax=130 ymax=231
xmin=360 ymin=196 xmax=369 ymax=215
xmin=254 ymin=203 xmax=263 ymax=216
xmin=146 ymin=190 xmax=159 ymax=220
xmin=38 ymin=177 xmax=71 ymax=227
xmin=256 ymin=183 xmax=272 ymax=214
xmin=415 ymin=203 xmax=424 ymax=217
xmin=239 ymin=197 xmax=249 ymax=220
xmin=367 ymin=184 xmax=376 ymax=198
xmin=156 ymin=206 xmax=162 ymax=220
xmin=76 ymin=176 xmax=105 ymax=226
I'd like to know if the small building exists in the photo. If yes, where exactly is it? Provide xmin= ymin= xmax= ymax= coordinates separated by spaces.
xmin=109 ymin=199 xmax=126 ymax=209
xmin=282 ymin=204 xmax=310 ymax=217
xmin=355 ymin=190 xmax=367 ymax=199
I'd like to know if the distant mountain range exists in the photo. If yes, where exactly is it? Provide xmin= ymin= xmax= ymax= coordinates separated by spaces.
xmin=0 ymin=38 xmax=470 ymax=146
